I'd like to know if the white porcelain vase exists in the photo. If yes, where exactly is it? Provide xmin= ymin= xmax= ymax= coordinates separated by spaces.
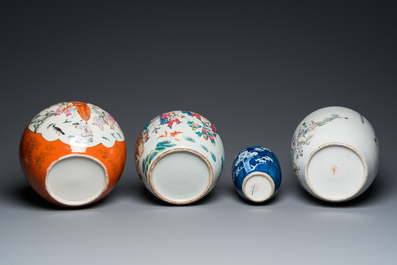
xmin=135 ymin=110 xmax=224 ymax=204
xmin=291 ymin=106 xmax=379 ymax=202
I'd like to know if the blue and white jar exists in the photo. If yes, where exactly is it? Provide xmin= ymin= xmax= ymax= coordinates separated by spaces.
xmin=232 ymin=146 xmax=282 ymax=203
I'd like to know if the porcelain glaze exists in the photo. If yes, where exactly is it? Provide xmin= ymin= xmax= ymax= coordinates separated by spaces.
xmin=291 ymin=106 xmax=379 ymax=202
xmin=135 ymin=110 xmax=224 ymax=204
xmin=232 ymin=146 xmax=281 ymax=203
xmin=19 ymin=101 xmax=126 ymax=207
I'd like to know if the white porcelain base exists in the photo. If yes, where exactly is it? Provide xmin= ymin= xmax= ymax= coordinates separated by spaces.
xmin=149 ymin=149 xmax=213 ymax=204
xmin=305 ymin=143 xmax=367 ymax=202
xmin=46 ymin=155 xmax=108 ymax=206
xmin=242 ymin=172 xmax=275 ymax=202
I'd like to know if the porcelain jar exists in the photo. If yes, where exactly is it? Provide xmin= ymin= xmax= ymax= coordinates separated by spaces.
xmin=19 ymin=101 xmax=126 ymax=207
xmin=232 ymin=146 xmax=281 ymax=203
xmin=135 ymin=110 xmax=224 ymax=204
xmin=291 ymin=106 xmax=379 ymax=202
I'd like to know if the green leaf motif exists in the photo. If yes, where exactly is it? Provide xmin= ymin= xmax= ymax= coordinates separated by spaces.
xmin=183 ymin=136 xmax=196 ymax=143
xmin=155 ymin=140 xmax=176 ymax=151
xmin=200 ymin=144 xmax=209 ymax=152
xmin=210 ymin=152 xmax=216 ymax=162
xmin=142 ymin=140 xmax=176 ymax=176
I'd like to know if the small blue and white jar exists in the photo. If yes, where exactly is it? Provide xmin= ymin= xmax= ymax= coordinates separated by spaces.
xmin=232 ymin=146 xmax=282 ymax=203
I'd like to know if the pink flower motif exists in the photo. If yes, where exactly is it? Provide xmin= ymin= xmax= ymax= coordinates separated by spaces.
xmin=190 ymin=122 xmax=199 ymax=129
xmin=210 ymin=124 xmax=217 ymax=134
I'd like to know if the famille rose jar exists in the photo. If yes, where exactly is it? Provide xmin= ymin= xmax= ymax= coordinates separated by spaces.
xmin=291 ymin=106 xmax=379 ymax=202
xmin=135 ymin=110 xmax=224 ymax=205
xmin=232 ymin=146 xmax=281 ymax=203
xmin=19 ymin=101 xmax=126 ymax=207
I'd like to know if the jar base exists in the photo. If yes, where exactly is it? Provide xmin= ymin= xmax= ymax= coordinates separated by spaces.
xmin=242 ymin=172 xmax=275 ymax=202
xmin=149 ymin=149 xmax=213 ymax=204
xmin=46 ymin=155 xmax=108 ymax=206
xmin=305 ymin=143 xmax=368 ymax=202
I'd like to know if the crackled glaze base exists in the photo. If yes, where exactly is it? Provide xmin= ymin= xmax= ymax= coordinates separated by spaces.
xmin=305 ymin=143 xmax=367 ymax=202
xmin=149 ymin=149 xmax=213 ymax=204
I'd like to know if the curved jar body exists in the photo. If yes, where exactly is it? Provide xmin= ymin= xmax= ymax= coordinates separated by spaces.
xmin=232 ymin=146 xmax=282 ymax=203
xmin=135 ymin=110 xmax=224 ymax=204
xmin=291 ymin=106 xmax=379 ymax=202
xmin=19 ymin=101 xmax=126 ymax=207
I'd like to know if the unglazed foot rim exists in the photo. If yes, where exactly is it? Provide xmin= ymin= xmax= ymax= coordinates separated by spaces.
xmin=45 ymin=154 xmax=108 ymax=206
xmin=148 ymin=148 xmax=214 ymax=205
xmin=304 ymin=142 xmax=368 ymax=202
xmin=242 ymin=172 xmax=275 ymax=203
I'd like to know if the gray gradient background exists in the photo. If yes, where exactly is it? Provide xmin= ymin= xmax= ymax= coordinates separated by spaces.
xmin=1 ymin=1 xmax=396 ymax=264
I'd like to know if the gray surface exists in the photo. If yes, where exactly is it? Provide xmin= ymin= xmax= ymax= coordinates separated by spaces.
xmin=1 ymin=1 xmax=396 ymax=264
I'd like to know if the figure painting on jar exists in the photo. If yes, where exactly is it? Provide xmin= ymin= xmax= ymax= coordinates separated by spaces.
xmin=71 ymin=120 xmax=94 ymax=144
xmin=159 ymin=112 xmax=183 ymax=129
xmin=54 ymin=102 xmax=74 ymax=117
xmin=291 ymin=114 xmax=348 ymax=160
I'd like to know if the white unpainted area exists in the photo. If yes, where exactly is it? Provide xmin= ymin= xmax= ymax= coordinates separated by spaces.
xmin=151 ymin=151 xmax=211 ymax=204
xmin=243 ymin=172 xmax=274 ymax=202
xmin=306 ymin=144 xmax=366 ymax=202
xmin=46 ymin=155 xmax=107 ymax=206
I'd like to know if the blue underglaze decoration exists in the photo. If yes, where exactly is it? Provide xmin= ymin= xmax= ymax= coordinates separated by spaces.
xmin=231 ymin=146 xmax=282 ymax=202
